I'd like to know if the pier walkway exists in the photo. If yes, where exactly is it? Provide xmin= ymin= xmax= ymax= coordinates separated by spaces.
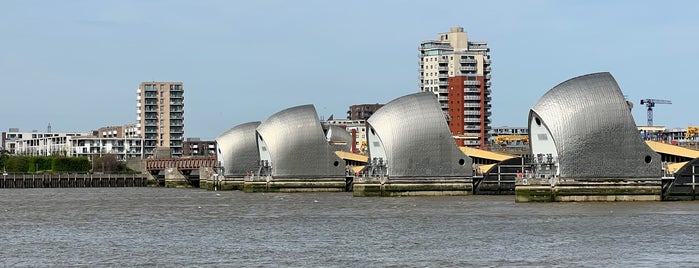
xmin=0 ymin=173 xmax=148 ymax=188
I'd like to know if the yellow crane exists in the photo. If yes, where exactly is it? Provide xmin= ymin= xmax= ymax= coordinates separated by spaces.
xmin=686 ymin=126 xmax=698 ymax=139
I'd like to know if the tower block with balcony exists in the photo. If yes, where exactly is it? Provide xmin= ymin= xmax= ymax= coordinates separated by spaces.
xmin=137 ymin=82 xmax=185 ymax=158
xmin=419 ymin=27 xmax=492 ymax=147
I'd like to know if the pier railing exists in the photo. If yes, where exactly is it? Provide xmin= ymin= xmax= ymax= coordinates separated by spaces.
xmin=0 ymin=173 xmax=148 ymax=188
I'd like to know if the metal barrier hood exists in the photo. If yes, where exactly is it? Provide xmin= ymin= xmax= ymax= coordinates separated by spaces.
xmin=367 ymin=92 xmax=472 ymax=178
xmin=528 ymin=72 xmax=661 ymax=178
xmin=215 ymin=121 xmax=261 ymax=177
xmin=326 ymin=125 xmax=353 ymax=152
xmin=256 ymin=104 xmax=345 ymax=178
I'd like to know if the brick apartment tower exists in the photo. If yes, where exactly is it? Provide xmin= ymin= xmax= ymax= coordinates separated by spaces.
xmin=137 ymin=82 xmax=184 ymax=158
xmin=419 ymin=27 xmax=492 ymax=147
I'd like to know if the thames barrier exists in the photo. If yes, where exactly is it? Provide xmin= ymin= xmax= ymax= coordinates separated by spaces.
xmin=203 ymin=72 xmax=698 ymax=201
xmin=17 ymin=72 xmax=697 ymax=202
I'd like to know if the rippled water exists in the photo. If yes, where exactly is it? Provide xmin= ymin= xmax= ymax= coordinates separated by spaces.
xmin=1 ymin=188 xmax=698 ymax=267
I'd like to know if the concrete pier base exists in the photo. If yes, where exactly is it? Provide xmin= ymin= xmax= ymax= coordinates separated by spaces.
xmin=243 ymin=176 xmax=346 ymax=193
xmin=515 ymin=177 xmax=662 ymax=202
xmin=145 ymin=173 xmax=160 ymax=187
xmin=164 ymin=168 xmax=192 ymax=188
xmin=201 ymin=177 xmax=244 ymax=191
xmin=353 ymin=177 xmax=473 ymax=197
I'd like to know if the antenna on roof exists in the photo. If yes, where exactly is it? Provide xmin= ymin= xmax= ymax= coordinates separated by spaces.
xmin=47 ymin=123 xmax=52 ymax=133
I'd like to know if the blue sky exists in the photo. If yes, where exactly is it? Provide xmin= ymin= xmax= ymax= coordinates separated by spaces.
xmin=1 ymin=0 xmax=697 ymax=139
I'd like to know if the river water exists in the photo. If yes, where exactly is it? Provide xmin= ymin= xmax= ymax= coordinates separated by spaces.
xmin=1 ymin=188 xmax=697 ymax=267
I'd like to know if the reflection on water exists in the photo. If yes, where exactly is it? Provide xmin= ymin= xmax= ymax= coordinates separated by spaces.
xmin=1 ymin=188 xmax=698 ymax=267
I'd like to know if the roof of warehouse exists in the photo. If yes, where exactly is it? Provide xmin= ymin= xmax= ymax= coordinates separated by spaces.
xmin=460 ymin=147 xmax=516 ymax=162
xmin=645 ymin=141 xmax=699 ymax=159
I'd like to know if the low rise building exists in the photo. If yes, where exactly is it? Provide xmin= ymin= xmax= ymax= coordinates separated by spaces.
xmin=2 ymin=126 xmax=144 ymax=160
xmin=183 ymin=138 xmax=216 ymax=157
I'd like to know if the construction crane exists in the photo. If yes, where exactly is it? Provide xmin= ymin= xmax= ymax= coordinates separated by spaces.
xmin=640 ymin=99 xmax=672 ymax=126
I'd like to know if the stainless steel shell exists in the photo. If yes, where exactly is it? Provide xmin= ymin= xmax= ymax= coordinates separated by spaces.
xmin=367 ymin=92 xmax=473 ymax=178
xmin=256 ymin=105 xmax=345 ymax=178
xmin=215 ymin=121 xmax=261 ymax=177
xmin=326 ymin=125 xmax=352 ymax=152
xmin=529 ymin=72 xmax=661 ymax=178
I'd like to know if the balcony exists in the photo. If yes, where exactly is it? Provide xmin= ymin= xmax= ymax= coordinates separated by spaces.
xmin=460 ymin=66 xmax=477 ymax=72
xmin=464 ymin=80 xmax=481 ymax=86
xmin=464 ymin=110 xmax=481 ymax=116
xmin=438 ymin=96 xmax=449 ymax=102
xmin=438 ymin=73 xmax=448 ymax=78
xmin=464 ymin=96 xmax=481 ymax=101
xmin=420 ymin=43 xmax=452 ymax=50
xmin=468 ymin=44 xmax=488 ymax=50
xmin=464 ymin=140 xmax=481 ymax=146
xmin=170 ymin=100 xmax=184 ymax=105
xmin=460 ymin=58 xmax=477 ymax=64
xmin=464 ymin=103 xmax=482 ymax=108
xmin=438 ymin=81 xmax=448 ymax=86
xmin=438 ymin=66 xmax=448 ymax=71
xmin=464 ymin=118 xmax=482 ymax=123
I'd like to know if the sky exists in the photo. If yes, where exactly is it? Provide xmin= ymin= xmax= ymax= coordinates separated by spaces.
xmin=1 ymin=0 xmax=698 ymax=140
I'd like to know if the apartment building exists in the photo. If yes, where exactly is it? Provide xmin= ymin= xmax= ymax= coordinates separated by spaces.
xmin=137 ymin=82 xmax=184 ymax=158
xmin=347 ymin=104 xmax=384 ymax=120
xmin=419 ymin=27 xmax=492 ymax=147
